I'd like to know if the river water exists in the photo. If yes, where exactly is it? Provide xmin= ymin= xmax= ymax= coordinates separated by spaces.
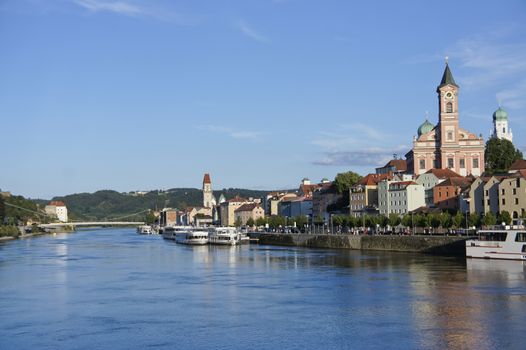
xmin=0 ymin=228 xmax=525 ymax=350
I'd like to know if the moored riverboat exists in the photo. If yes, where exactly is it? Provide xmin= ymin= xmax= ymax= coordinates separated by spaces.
xmin=162 ymin=226 xmax=193 ymax=240
xmin=208 ymin=227 xmax=240 ymax=245
xmin=137 ymin=225 xmax=153 ymax=234
xmin=466 ymin=229 xmax=526 ymax=260
xmin=175 ymin=229 xmax=209 ymax=245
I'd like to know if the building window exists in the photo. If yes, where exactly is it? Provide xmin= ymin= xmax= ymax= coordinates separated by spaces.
xmin=419 ymin=159 xmax=425 ymax=169
xmin=447 ymin=132 xmax=453 ymax=141
xmin=485 ymin=190 xmax=489 ymax=196
xmin=473 ymin=158 xmax=479 ymax=168
xmin=502 ymin=198 xmax=506 ymax=205
xmin=446 ymin=102 xmax=453 ymax=113
xmin=513 ymin=188 xmax=517 ymax=195
xmin=516 ymin=198 xmax=519 ymax=205
xmin=487 ymin=199 xmax=491 ymax=205
xmin=460 ymin=158 xmax=465 ymax=168
xmin=502 ymin=189 xmax=505 ymax=195
xmin=448 ymin=158 xmax=454 ymax=169
xmin=503 ymin=127 xmax=506 ymax=133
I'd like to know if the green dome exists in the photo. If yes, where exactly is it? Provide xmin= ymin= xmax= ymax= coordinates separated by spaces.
xmin=493 ymin=107 xmax=508 ymax=121
xmin=417 ymin=119 xmax=434 ymax=137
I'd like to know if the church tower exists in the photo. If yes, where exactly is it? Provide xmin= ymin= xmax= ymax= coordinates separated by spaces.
xmin=437 ymin=59 xmax=460 ymax=169
xmin=202 ymin=173 xmax=213 ymax=208
xmin=492 ymin=107 xmax=513 ymax=142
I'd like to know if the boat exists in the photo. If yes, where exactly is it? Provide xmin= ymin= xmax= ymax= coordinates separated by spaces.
xmin=162 ymin=226 xmax=192 ymax=240
xmin=137 ymin=225 xmax=153 ymax=234
xmin=175 ymin=228 xmax=209 ymax=245
xmin=208 ymin=227 xmax=240 ymax=245
xmin=466 ymin=228 xmax=526 ymax=260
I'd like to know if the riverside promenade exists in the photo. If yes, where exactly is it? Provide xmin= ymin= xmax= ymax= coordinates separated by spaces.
xmin=258 ymin=233 xmax=472 ymax=256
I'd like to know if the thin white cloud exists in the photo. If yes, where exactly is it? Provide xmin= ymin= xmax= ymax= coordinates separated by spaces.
xmin=74 ymin=0 xmax=142 ymax=16
xmin=313 ymin=146 xmax=409 ymax=167
xmin=198 ymin=125 xmax=261 ymax=141
xmin=496 ymin=79 xmax=526 ymax=110
xmin=237 ymin=20 xmax=269 ymax=43
xmin=73 ymin=0 xmax=202 ymax=24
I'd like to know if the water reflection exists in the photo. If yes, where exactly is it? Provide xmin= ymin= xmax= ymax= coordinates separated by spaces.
xmin=0 ymin=229 xmax=525 ymax=350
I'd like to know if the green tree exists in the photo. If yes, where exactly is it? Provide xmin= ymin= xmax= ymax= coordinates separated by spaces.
xmin=415 ymin=214 xmax=427 ymax=228
xmin=313 ymin=215 xmax=324 ymax=225
xmin=234 ymin=217 xmax=243 ymax=227
xmin=0 ymin=196 xmax=5 ymax=224
xmin=429 ymin=214 xmax=441 ymax=231
xmin=439 ymin=212 xmax=452 ymax=229
xmin=452 ymin=211 xmax=463 ymax=228
xmin=347 ymin=216 xmax=357 ymax=228
xmin=246 ymin=218 xmax=255 ymax=227
xmin=402 ymin=214 xmax=412 ymax=227
xmin=468 ymin=213 xmax=481 ymax=228
xmin=145 ymin=212 xmax=157 ymax=225
xmin=498 ymin=210 xmax=512 ymax=225
xmin=485 ymin=138 xmax=523 ymax=174
xmin=255 ymin=217 xmax=267 ymax=227
xmin=363 ymin=215 xmax=374 ymax=227
xmin=376 ymin=215 xmax=388 ymax=228
xmin=333 ymin=171 xmax=363 ymax=194
xmin=294 ymin=216 xmax=308 ymax=229
xmin=332 ymin=215 xmax=344 ymax=227
xmin=483 ymin=212 xmax=497 ymax=226
xmin=388 ymin=214 xmax=401 ymax=228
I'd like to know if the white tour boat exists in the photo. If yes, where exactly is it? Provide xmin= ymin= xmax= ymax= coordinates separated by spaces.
xmin=137 ymin=225 xmax=153 ymax=234
xmin=175 ymin=228 xmax=209 ymax=245
xmin=466 ymin=229 xmax=526 ymax=260
xmin=162 ymin=226 xmax=193 ymax=240
xmin=208 ymin=227 xmax=240 ymax=246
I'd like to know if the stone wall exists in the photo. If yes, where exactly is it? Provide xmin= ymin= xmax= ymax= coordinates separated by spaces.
xmin=258 ymin=234 xmax=469 ymax=256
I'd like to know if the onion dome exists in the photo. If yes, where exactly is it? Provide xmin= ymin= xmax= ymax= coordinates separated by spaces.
xmin=417 ymin=119 xmax=434 ymax=137
xmin=493 ymin=107 xmax=508 ymax=121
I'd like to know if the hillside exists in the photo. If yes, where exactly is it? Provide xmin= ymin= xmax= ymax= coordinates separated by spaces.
xmin=51 ymin=188 xmax=272 ymax=221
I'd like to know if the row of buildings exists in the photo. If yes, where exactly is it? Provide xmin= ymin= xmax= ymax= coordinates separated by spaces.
xmin=157 ymin=61 xmax=523 ymax=227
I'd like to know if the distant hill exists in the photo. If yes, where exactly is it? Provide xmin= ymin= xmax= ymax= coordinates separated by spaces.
xmin=50 ymin=188 xmax=273 ymax=221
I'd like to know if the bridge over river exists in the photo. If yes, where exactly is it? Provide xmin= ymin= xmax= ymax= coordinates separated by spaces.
xmin=39 ymin=222 xmax=144 ymax=229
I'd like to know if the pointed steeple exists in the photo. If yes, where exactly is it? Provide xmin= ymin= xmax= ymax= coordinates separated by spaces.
xmin=437 ymin=58 xmax=458 ymax=91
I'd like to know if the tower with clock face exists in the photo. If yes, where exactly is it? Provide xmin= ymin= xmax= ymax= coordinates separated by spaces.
xmin=437 ymin=60 xmax=461 ymax=170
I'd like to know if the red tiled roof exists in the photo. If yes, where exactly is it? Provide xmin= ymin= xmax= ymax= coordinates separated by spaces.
xmin=424 ymin=168 xmax=461 ymax=179
xmin=435 ymin=176 xmax=473 ymax=188
xmin=48 ymin=201 xmax=66 ymax=206
xmin=235 ymin=203 xmax=261 ymax=212
xmin=384 ymin=159 xmax=407 ymax=172
xmin=510 ymin=159 xmax=526 ymax=171
xmin=203 ymin=173 xmax=211 ymax=184
xmin=358 ymin=173 xmax=393 ymax=186
xmin=227 ymin=196 xmax=247 ymax=203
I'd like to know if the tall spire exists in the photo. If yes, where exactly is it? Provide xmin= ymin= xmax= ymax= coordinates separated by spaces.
xmin=437 ymin=58 xmax=458 ymax=91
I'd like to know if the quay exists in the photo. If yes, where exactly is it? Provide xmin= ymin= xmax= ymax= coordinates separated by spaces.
xmin=257 ymin=233 xmax=473 ymax=256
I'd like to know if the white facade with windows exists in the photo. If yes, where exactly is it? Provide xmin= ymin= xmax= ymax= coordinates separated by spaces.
xmin=378 ymin=180 xmax=425 ymax=216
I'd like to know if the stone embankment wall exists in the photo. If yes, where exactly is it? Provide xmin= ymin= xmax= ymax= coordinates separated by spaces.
xmin=258 ymin=234 xmax=470 ymax=256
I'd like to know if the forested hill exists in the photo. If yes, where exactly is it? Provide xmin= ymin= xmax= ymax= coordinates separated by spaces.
xmin=51 ymin=188 xmax=271 ymax=221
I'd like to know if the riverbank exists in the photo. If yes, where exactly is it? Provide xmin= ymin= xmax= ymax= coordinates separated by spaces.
xmin=0 ymin=226 xmax=76 ymax=243
xmin=258 ymin=233 xmax=472 ymax=256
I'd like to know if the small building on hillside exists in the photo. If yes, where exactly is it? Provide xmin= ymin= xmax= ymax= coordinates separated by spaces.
xmin=45 ymin=201 xmax=68 ymax=222
xmin=234 ymin=203 xmax=265 ymax=226
xmin=416 ymin=168 xmax=461 ymax=206
xmin=349 ymin=173 xmax=393 ymax=217
xmin=220 ymin=197 xmax=252 ymax=226
xmin=433 ymin=177 xmax=474 ymax=211
xmin=159 ymin=208 xmax=178 ymax=227
xmin=279 ymin=196 xmax=313 ymax=218
xmin=375 ymin=159 xmax=407 ymax=175
xmin=378 ymin=180 xmax=425 ymax=216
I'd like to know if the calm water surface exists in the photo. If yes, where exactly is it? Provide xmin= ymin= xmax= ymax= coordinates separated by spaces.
xmin=1 ymin=228 xmax=525 ymax=349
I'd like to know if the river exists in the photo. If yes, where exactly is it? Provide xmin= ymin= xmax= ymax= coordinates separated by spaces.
xmin=1 ymin=228 xmax=525 ymax=349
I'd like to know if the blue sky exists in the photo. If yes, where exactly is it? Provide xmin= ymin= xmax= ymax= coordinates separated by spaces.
xmin=1 ymin=0 xmax=525 ymax=199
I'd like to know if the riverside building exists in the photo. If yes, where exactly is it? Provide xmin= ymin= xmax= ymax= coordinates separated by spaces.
xmin=405 ymin=61 xmax=485 ymax=176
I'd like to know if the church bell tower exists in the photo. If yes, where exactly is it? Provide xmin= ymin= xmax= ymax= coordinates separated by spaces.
xmin=437 ymin=58 xmax=460 ymax=168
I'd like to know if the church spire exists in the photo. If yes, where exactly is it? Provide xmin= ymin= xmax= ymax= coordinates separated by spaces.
xmin=437 ymin=58 xmax=458 ymax=91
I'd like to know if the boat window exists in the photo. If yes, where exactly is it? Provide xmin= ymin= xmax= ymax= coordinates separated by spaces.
xmin=516 ymin=232 xmax=526 ymax=242
xmin=479 ymin=231 xmax=507 ymax=241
